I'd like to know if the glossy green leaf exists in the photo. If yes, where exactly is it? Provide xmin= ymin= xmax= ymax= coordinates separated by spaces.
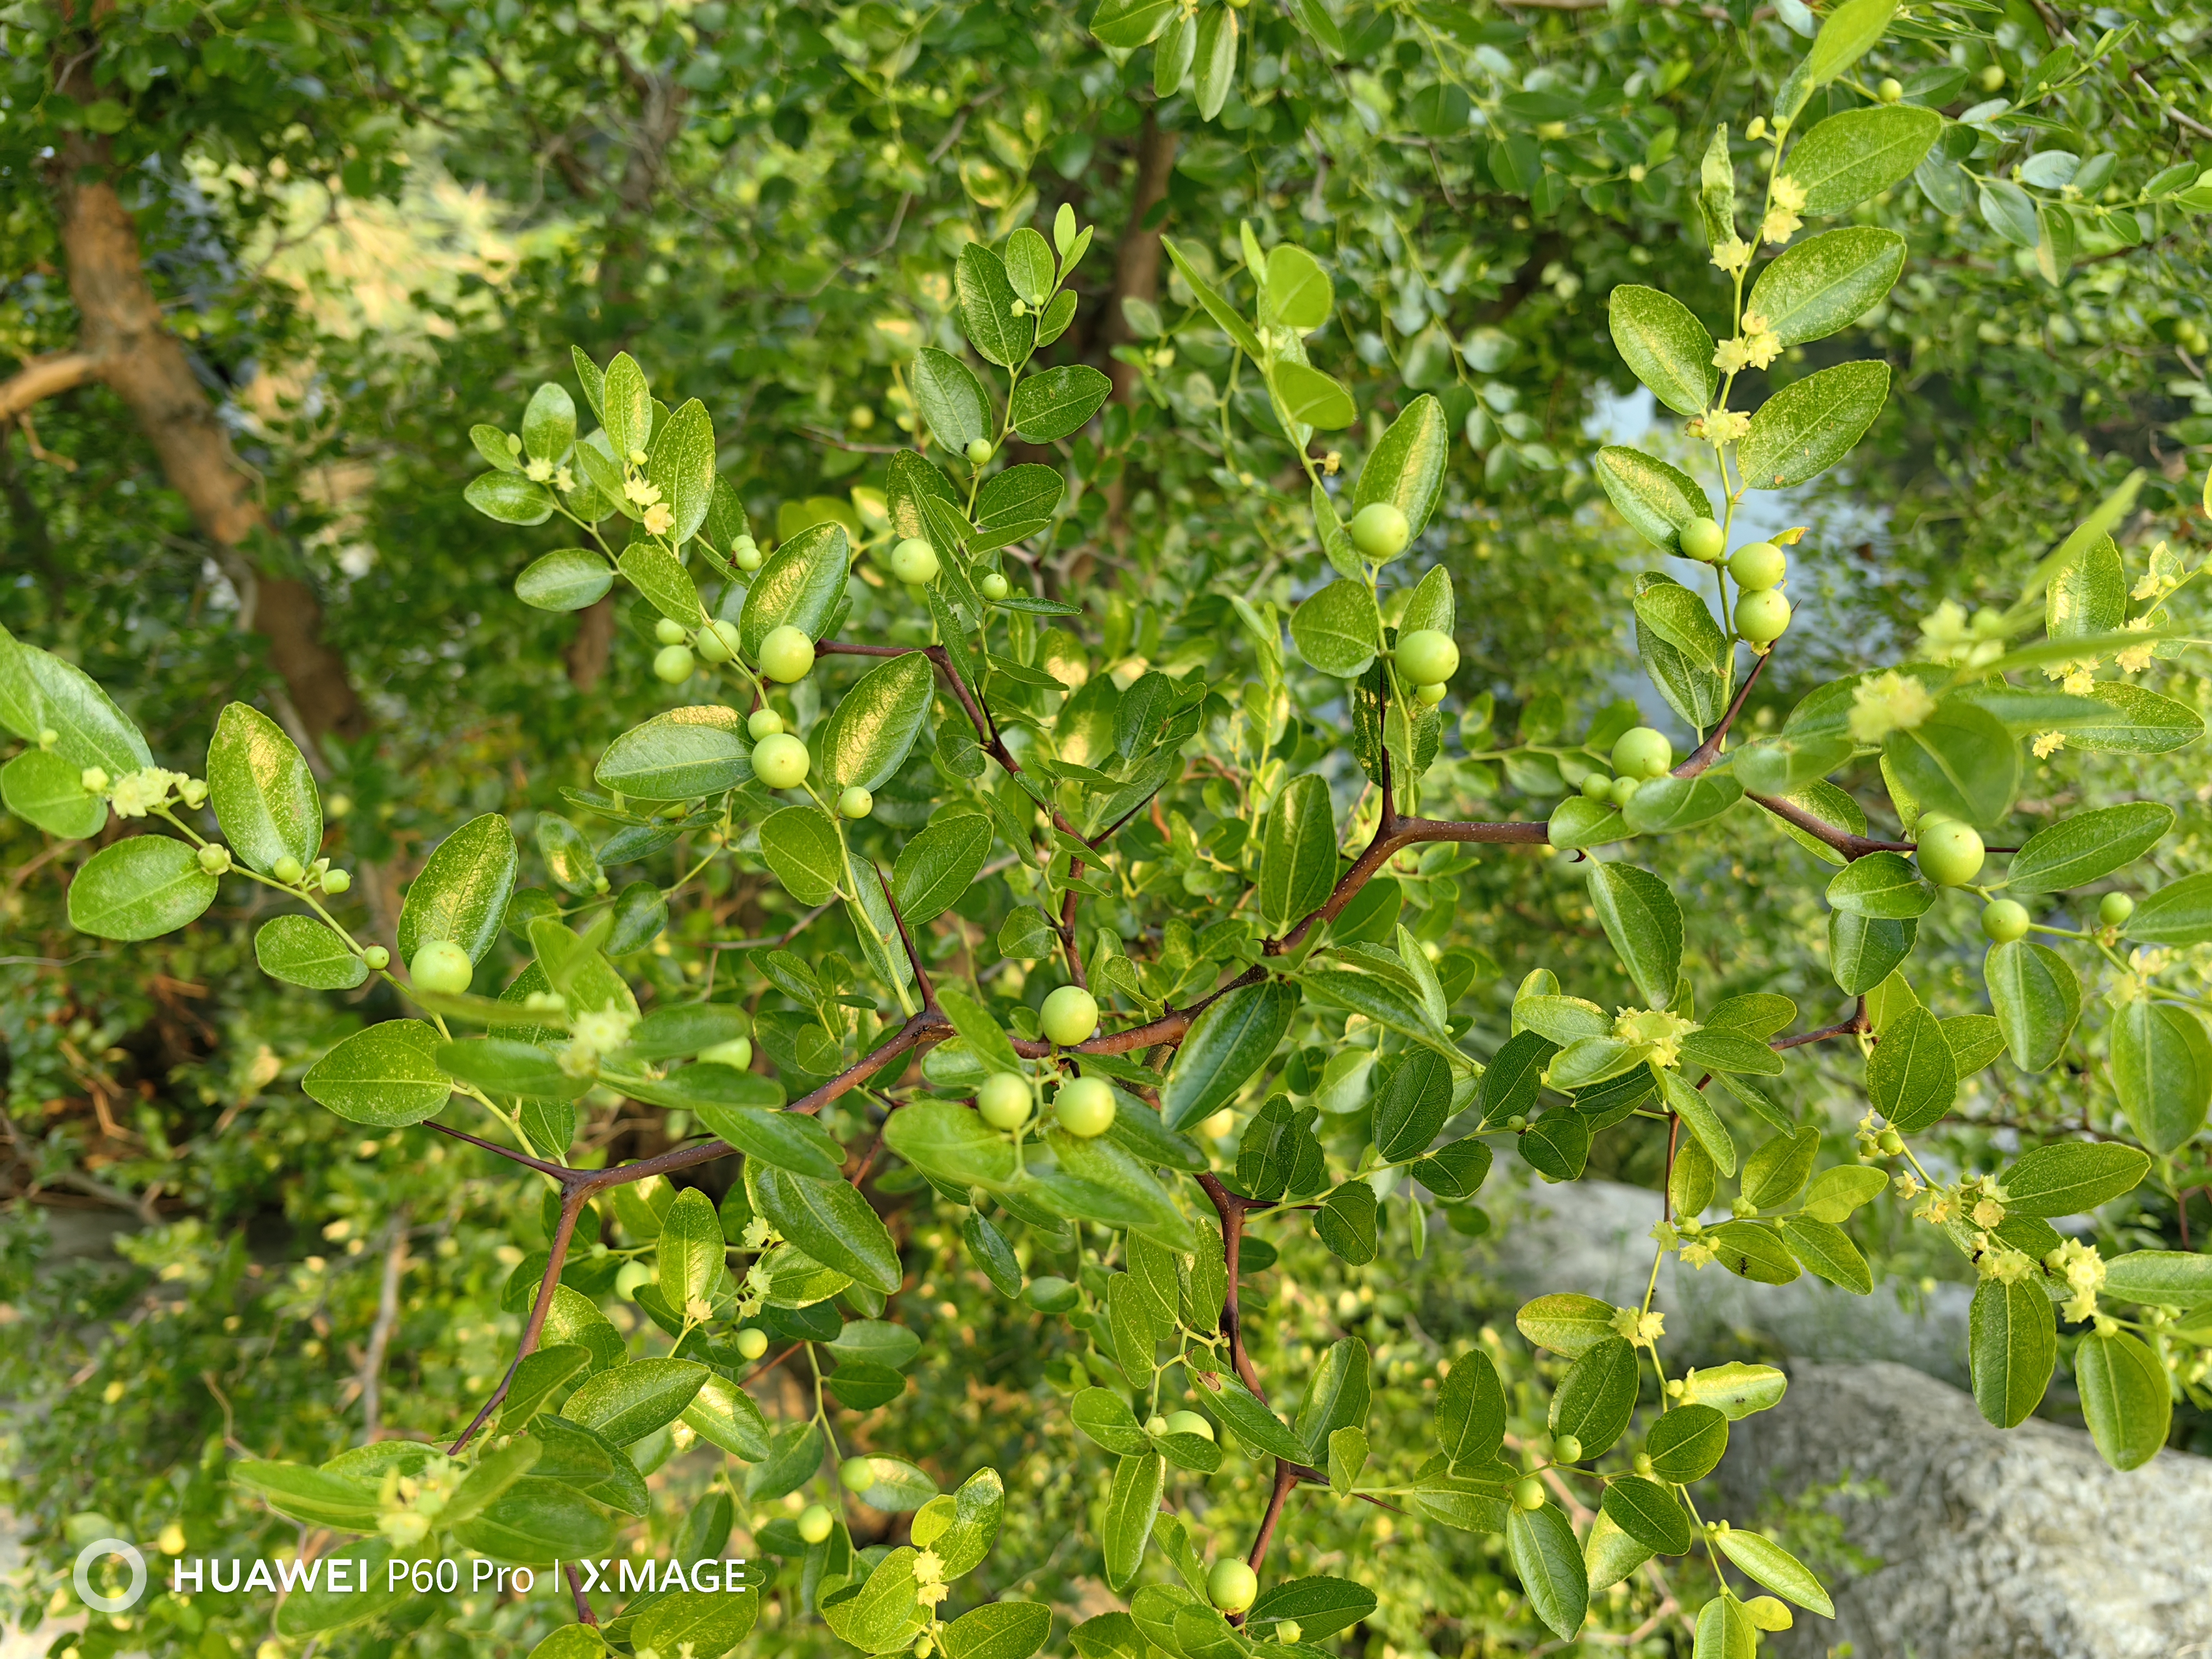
xmin=760 ymin=805 xmax=847 ymax=906
xmin=1010 ymin=365 xmax=1113 ymax=442
xmin=1984 ymin=939 xmax=2080 ymax=1072
xmin=2111 ymin=999 xmax=2212 ymax=1154
xmin=1784 ymin=105 xmax=1941 ymax=212
xmin=597 ymin=706 xmax=749 ymax=802
xmin=2000 ymin=1139 xmax=2150 ymax=1217
xmin=1514 ymin=1293 xmax=1616 ymax=1359
xmin=465 ymin=471 xmax=555 ymax=524
xmin=2007 ymin=802 xmax=2174 ymax=894
xmin=739 ymin=521 xmax=851 ymax=657
xmin=1968 ymin=1276 xmax=2056 ymax=1428
xmin=1507 ymin=1503 xmax=1587 ymax=1640
xmin=1601 ymin=1475 xmax=1691 ymax=1554
xmin=1354 ymin=395 xmax=1449 ymax=540
xmin=517 ymin=549 xmax=614 ymax=612
xmin=618 ymin=540 xmax=706 ymax=625
xmin=1607 ymin=285 xmax=1717 ymax=416
xmin=1642 ymin=1403 xmax=1728 ymax=1481
xmin=1747 ymin=227 xmax=1905 ymax=345
xmin=1259 ymin=773 xmax=1337 ymax=935
xmin=1596 ymin=448 xmax=1710 ymax=554
xmin=1714 ymin=1527 xmax=1832 ymax=1617
xmin=1825 ymin=850 xmax=1932 ymax=918
xmin=823 ymin=652 xmax=934 ymax=792
xmin=1551 ymin=1335 xmax=1637 ymax=1457
xmin=2075 ymin=1328 xmax=2171 ymax=1471
xmin=1586 ymin=862 xmax=1682 ymax=1009
xmin=0 ymin=748 xmax=104 ymax=839
xmin=0 ymin=625 xmax=152 ymax=776
xmin=1867 ymin=1004 xmax=1956 ymax=1134
xmin=69 ymin=834 xmax=218 ymax=941
xmin=254 ymin=914 xmax=369 ymax=990
xmin=1101 ymin=1453 xmax=1165 ymax=1590
xmin=1738 ymin=361 xmax=1889 ymax=490
xmin=893 ymin=810 xmax=990 ymax=925
xmin=748 ymin=1162 xmax=902 ymax=1293
xmin=398 ymin=813 xmax=518 ymax=965
xmin=1434 ymin=1347 xmax=1506 ymax=1466
xmin=1161 ymin=979 xmax=1297 ymax=1130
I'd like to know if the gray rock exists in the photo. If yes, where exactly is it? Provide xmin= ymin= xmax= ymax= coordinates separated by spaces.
xmin=1715 ymin=1361 xmax=2212 ymax=1659
xmin=1476 ymin=1175 xmax=1973 ymax=1386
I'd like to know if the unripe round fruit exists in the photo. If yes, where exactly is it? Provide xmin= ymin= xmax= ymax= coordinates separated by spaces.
xmin=362 ymin=946 xmax=390 ymax=971
xmin=1552 ymin=1434 xmax=1583 ymax=1464
xmin=1735 ymin=587 xmax=1792 ymax=645
xmin=410 ymin=939 xmax=473 ymax=995
xmin=1415 ymin=680 xmax=1447 ymax=707
xmin=1275 ymin=1623 xmax=1302 ymax=1646
xmin=1396 ymin=628 xmax=1459 ymax=685
xmin=1146 ymin=1415 xmax=1170 ymax=1436
xmin=980 ymin=572 xmax=1010 ymax=601
xmin=889 ymin=537 xmax=940 ymax=585
xmin=1979 ymin=62 xmax=2005 ymax=91
xmin=1609 ymin=776 xmax=1641 ymax=807
xmin=701 ymin=1036 xmax=754 ymax=1070
xmin=698 ymin=619 xmax=742 ymax=663
xmin=1728 ymin=541 xmax=1786 ymax=591
xmin=1981 ymin=899 xmax=2031 ymax=942
xmin=273 ymin=854 xmax=306 ymax=885
xmin=655 ymin=617 xmax=688 ymax=645
xmin=839 ymin=786 xmax=874 ymax=820
xmin=197 ymin=843 xmax=232 ymax=876
xmin=1582 ymin=773 xmax=1614 ymax=800
xmin=966 ymin=438 xmax=994 ymax=465
xmin=1679 ymin=515 xmax=1726 ymax=562
xmin=1917 ymin=818 xmax=1986 ymax=887
xmin=1877 ymin=76 xmax=1903 ymax=102
xmin=839 ymin=1456 xmax=873 ymax=1491
xmin=1055 ymin=1076 xmax=1117 ymax=1138
xmin=1513 ymin=1477 xmax=1546 ymax=1511
xmin=1207 ymin=1559 xmax=1259 ymax=1615
xmin=1506 ymin=1113 xmax=1527 ymax=1132
xmin=1040 ymin=984 xmax=1100 ymax=1047
xmin=758 ymin=624 xmax=816 ymax=684
xmin=978 ymin=1071 xmax=1032 ymax=1130
xmin=732 ymin=537 xmax=763 ymax=572
xmin=734 ymin=1327 xmax=769 ymax=1361
xmin=1633 ymin=1453 xmax=1654 ymax=1477
xmin=1611 ymin=726 xmax=1673 ymax=780
xmin=1877 ymin=1129 xmax=1906 ymax=1155
xmin=1162 ymin=1410 xmax=1215 ymax=1441
xmin=2100 ymin=891 xmax=2136 ymax=926
xmin=654 ymin=644 xmax=695 ymax=684
xmin=752 ymin=733 xmax=810 ymax=790
xmin=1349 ymin=502 xmax=1411 ymax=559
xmin=797 ymin=1503 xmax=834 ymax=1544
xmin=748 ymin=708 xmax=785 ymax=739
xmin=322 ymin=867 xmax=352 ymax=895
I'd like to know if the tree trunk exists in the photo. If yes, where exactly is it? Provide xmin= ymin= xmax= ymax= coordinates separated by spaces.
xmin=1104 ymin=112 xmax=1181 ymax=405
xmin=41 ymin=131 xmax=368 ymax=748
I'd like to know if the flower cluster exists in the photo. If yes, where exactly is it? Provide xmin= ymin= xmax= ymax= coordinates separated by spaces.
xmin=1761 ymin=174 xmax=1807 ymax=244
xmin=1845 ymin=669 xmax=1936 ymax=743
xmin=1613 ymin=1006 xmax=1698 ymax=1069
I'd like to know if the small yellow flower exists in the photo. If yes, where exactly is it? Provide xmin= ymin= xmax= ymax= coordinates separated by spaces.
xmin=1681 ymin=1241 xmax=1718 ymax=1269
xmin=1971 ymin=1197 xmax=2006 ymax=1229
xmin=644 ymin=502 xmax=676 ymax=536
xmin=624 ymin=475 xmax=664 ymax=508
xmin=555 ymin=466 xmax=577 ymax=492
xmin=1713 ymin=336 xmax=1754 ymax=374
xmin=2031 ymin=729 xmax=2067 ymax=759
xmin=1612 ymin=1006 xmax=1699 ymax=1069
xmin=1847 ymin=670 xmax=1937 ymax=743
xmin=524 ymin=457 xmax=554 ymax=483
xmin=1710 ymin=236 xmax=1754 ymax=275
xmin=1694 ymin=408 xmax=1751 ymax=444
xmin=1759 ymin=206 xmax=1802 ymax=246
xmin=2063 ymin=667 xmax=2096 ymax=696
xmin=1769 ymin=175 xmax=1807 ymax=213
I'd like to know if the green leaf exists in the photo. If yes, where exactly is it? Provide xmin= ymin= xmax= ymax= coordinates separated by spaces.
xmin=1777 ymin=1216 xmax=1871 ymax=1293
xmin=1294 ymin=1336 xmax=1371 ymax=1462
xmin=1290 ymin=578 xmax=1380 ymax=677
xmin=1313 ymin=1179 xmax=1380 ymax=1264
xmin=1783 ymin=105 xmax=1941 ymax=213
xmin=2103 ymin=1249 xmax=2212 ymax=1308
xmin=1984 ymin=940 xmax=2080 ymax=1072
xmin=1259 ymin=244 xmax=1333 ymax=334
xmin=301 ymin=1020 xmax=452 ymax=1128
xmin=1676 ymin=1361 xmax=1788 ymax=1418
xmin=633 ymin=1588 xmax=758 ymax=1659
xmin=886 ymin=1100 xmax=1020 ymax=1190
xmin=436 ymin=1037 xmax=591 ymax=1102
xmin=273 ymin=1540 xmax=410 ymax=1636
xmin=1551 ymin=1336 xmax=1638 ymax=1458
xmin=760 ymin=805 xmax=847 ymax=906
xmin=1160 ymin=237 xmax=1264 ymax=359
xmin=890 ymin=810 xmax=989 ymax=927
xmin=0 ymin=748 xmax=104 ymax=838
xmin=2124 ymin=872 xmax=2212 ymax=945
xmin=1514 ymin=1293 xmax=1616 ymax=1359
xmin=397 ymin=813 xmax=517 ymax=967
xmin=1585 ymin=863 xmax=1682 ymax=1008
xmin=2007 ymin=803 xmax=2174 ymax=895
xmin=1350 ymin=395 xmax=1449 ymax=542
xmin=1867 ymin=1005 xmax=1956 ymax=1133
xmin=563 ymin=1357 xmax=709 ymax=1446
xmin=466 ymin=471 xmax=555 ymax=525
xmin=1258 ymin=774 xmax=1337 ymax=935
xmin=2075 ymin=1328 xmax=2171 ymax=1471
xmin=0 ymin=624 xmax=153 ymax=776
xmin=1632 ymin=575 xmax=1730 ymax=727
xmin=739 ymin=521 xmax=851 ymax=658
xmin=254 ymin=915 xmax=368 ymax=991
xmin=1714 ymin=1528 xmax=1832 ymax=1618
xmin=1825 ymin=849 xmax=1932 ymax=917
xmin=1434 ymin=1348 xmax=1506 ymax=1465
xmin=1621 ymin=773 xmax=1743 ymax=837
xmin=1190 ymin=4 xmax=1238 ymax=119
xmin=1248 ymin=1578 xmax=1376 ymax=1640
xmin=1601 ymin=1477 xmax=1691 ymax=1554
xmin=205 ymin=703 xmax=321 ymax=875
xmin=1642 ymin=1404 xmax=1728 ymax=1481
xmin=1088 ymin=0 xmax=1178 ymax=47
xmin=1010 ymin=365 xmax=1113 ymax=443
xmin=2111 ymin=999 xmax=2212 ymax=1154
xmin=67 ymin=835 xmax=218 ymax=941
xmin=1799 ymin=1165 xmax=1888 ymax=1223
xmin=1709 ymin=1219 xmax=1799 ymax=1284
xmin=1692 ymin=1596 xmax=1756 ymax=1659
xmin=517 ymin=549 xmax=615 ymax=612
xmin=1747 ymin=227 xmax=1906 ymax=345
xmin=823 ymin=653 xmax=934 ymax=792
xmin=1596 ymin=448 xmax=1712 ymax=554
xmin=1737 ymin=360 xmax=1889 ymax=490
xmin=2063 ymin=682 xmax=2203 ymax=754
xmin=1072 ymin=1387 xmax=1150 ymax=1455
xmin=1548 ymin=795 xmax=1630 ymax=851
xmin=1274 ymin=360 xmax=1357 ymax=429
xmin=1374 ymin=1048 xmax=1453 ymax=1162
xmin=1101 ymin=1453 xmax=1165 ymax=1590
xmin=1043 ymin=1128 xmax=1195 ymax=1250
xmin=1161 ymin=980 xmax=1297 ymax=1130
xmin=1829 ymin=910 xmax=1916 ymax=996
xmin=597 ymin=352 xmax=650 ymax=458
xmin=597 ymin=706 xmax=749 ymax=802
xmin=618 ymin=542 xmax=706 ymax=627
xmin=644 ymin=398 xmax=716 ymax=545
xmin=1968 ymin=1276 xmax=2056 ymax=1429
xmin=958 ymin=244 xmax=1036 ymax=369
xmin=230 ymin=1460 xmax=381 ymax=1529
xmin=748 ymin=1162 xmax=902 ymax=1293
xmin=1741 ymin=1125 xmax=1820 ymax=1208
xmin=942 ymin=1602 xmax=1051 ymax=1659
xmin=1885 ymin=699 xmax=2020 ymax=827
xmin=2046 ymin=533 xmax=2126 ymax=639
xmin=1507 ymin=1504 xmax=1588 ymax=1640
xmin=521 ymin=380 xmax=575 ymax=463
xmin=1804 ymin=0 xmax=1895 ymax=86
xmin=673 ymin=1370 xmax=769 ymax=1461
xmin=2000 ymin=1139 xmax=2149 ymax=1217
xmin=1607 ymin=285 xmax=1717 ymax=416
xmin=536 ymin=813 xmax=602 ymax=898
xmin=657 ymin=1187 xmax=728 ymax=1311
xmin=1196 ymin=1371 xmax=1309 ymax=1462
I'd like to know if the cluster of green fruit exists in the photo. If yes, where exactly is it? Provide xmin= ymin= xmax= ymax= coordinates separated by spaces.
xmin=1354 ymin=496 xmax=1462 ymax=705
xmin=1575 ymin=724 xmax=1677 ymax=809
xmin=1679 ymin=517 xmax=1793 ymax=647
xmin=1982 ymin=886 xmax=2135 ymax=943
xmin=969 ymin=987 xmax=1119 ymax=1137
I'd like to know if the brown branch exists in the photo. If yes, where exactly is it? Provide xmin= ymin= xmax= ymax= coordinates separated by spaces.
xmin=873 ymin=863 xmax=939 ymax=1014
xmin=450 ymin=1184 xmax=587 ymax=1453
xmin=1747 ymin=791 xmax=1913 ymax=860
xmin=0 ymin=350 xmax=100 ymax=421
xmin=1267 ymin=813 xmax=1547 ymax=956
xmin=1242 ymin=1458 xmax=1299 ymax=1588
xmin=1674 ymin=649 xmax=1768 ymax=779
xmin=565 ymin=1562 xmax=599 ymax=1627
xmin=1772 ymin=997 xmax=1869 ymax=1050
xmin=425 ymin=1119 xmax=574 ymax=1178
xmin=356 ymin=1207 xmax=410 ymax=1441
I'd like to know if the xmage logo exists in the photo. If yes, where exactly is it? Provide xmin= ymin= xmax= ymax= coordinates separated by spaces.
xmin=73 ymin=1539 xmax=148 ymax=1613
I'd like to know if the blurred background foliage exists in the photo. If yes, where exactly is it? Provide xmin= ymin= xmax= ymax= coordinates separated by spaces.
xmin=3 ymin=0 xmax=2211 ymax=1653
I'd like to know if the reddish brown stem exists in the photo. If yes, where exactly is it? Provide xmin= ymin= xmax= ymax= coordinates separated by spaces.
xmin=1674 ymin=648 xmax=1768 ymax=779
xmin=1772 ymin=997 xmax=1870 ymax=1050
xmin=565 ymin=1562 xmax=599 ymax=1627
xmin=1242 ymin=1458 xmax=1298 ymax=1588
